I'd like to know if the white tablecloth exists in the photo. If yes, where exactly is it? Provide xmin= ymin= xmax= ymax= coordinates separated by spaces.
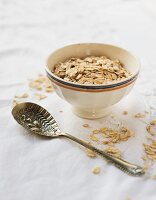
xmin=0 ymin=0 xmax=156 ymax=199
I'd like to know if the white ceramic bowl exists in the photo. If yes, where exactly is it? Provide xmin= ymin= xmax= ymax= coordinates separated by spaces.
xmin=45 ymin=43 xmax=140 ymax=119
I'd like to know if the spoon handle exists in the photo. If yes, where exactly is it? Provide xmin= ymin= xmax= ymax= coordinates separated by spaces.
xmin=61 ymin=133 xmax=145 ymax=176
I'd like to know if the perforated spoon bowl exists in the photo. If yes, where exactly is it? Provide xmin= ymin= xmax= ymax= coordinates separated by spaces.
xmin=12 ymin=102 xmax=145 ymax=176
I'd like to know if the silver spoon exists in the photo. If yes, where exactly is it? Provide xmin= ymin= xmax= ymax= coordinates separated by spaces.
xmin=12 ymin=102 xmax=145 ymax=176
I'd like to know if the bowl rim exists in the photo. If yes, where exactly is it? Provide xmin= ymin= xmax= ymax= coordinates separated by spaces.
xmin=45 ymin=43 xmax=140 ymax=91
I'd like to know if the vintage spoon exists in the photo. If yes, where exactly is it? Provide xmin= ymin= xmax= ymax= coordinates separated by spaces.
xmin=12 ymin=102 xmax=145 ymax=176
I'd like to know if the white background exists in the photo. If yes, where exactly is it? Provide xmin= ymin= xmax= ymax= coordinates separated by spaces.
xmin=0 ymin=0 xmax=156 ymax=199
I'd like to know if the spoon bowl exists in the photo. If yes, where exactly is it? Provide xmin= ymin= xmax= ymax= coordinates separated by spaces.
xmin=12 ymin=102 xmax=61 ymax=137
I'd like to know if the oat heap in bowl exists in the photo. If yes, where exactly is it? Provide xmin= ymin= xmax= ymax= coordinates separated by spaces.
xmin=52 ymin=56 xmax=132 ymax=85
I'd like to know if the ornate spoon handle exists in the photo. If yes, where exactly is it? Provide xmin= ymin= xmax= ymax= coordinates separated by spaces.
xmin=61 ymin=133 xmax=145 ymax=176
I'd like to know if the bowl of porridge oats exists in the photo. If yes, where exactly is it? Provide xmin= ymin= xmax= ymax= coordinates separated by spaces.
xmin=45 ymin=43 xmax=140 ymax=119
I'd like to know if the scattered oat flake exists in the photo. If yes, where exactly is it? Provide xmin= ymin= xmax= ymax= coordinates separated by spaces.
xmin=89 ymin=126 xmax=133 ymax=145
xmin=143 ymin=140 xmax=156 ymax=160
xmin=92 ymin=129 xmax=100 ymax=134
xmin=45 ymin=87 xmax=53 ymax=93
xmin=146 ymin=125 xmax=156 ymax=136
xmin=29 ymin=81 xmax=42 ymax=90
xmin=106 ymin=127 xmax=132 ymax=143
xmin=35 ymin=93 xmax=47 ymax=100
xmin=150 ymin=120 xmax=156 ymax=125
xmin=92 ymin=166 xmax=101 ymax=174
xmin=83 ymin=124 xmax=90 ymax=128
xmin=89 ymin=134 xmax=99 ymax=142
xmin=104 ymin=146 xmax=122 ymax=158
xmin=134 ymin=113 xmax=146 ymax=118
xmin=12 ymin=100 xmax=19 ymax=108
xmin=28 ymin=74 xmax=53 ymax=92
xmin=123 ymin=111 xmax=128 ymax=115
xmin=15 ymin=93 xmax=29 ymax=98
xmin=152 ymin=175 xmax=156 ymax=179
xmin=85 ymin=149 xmax=97 ymax=158
xmin=99 ymin=127 xmax=108 ymax=133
